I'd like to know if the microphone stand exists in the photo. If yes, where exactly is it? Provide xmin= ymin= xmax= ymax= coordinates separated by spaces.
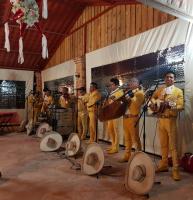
xmin=95 ymin=97 xmax=113 ymax=179
xmin=135 ymin=81 xmax=161 ymax=186
xmin=135 ymin=81 xmax=159 ymax=152
xmin=94 ymin=94 xmax=108 ymax=143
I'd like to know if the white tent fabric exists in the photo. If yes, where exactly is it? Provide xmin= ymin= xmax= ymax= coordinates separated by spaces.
xmin=155 ymin=0 xmax=193 ymax=17
xmin=41 ymin=60 xmax=76 ymax=83
xmin=138 ymin=0 xmax=193 ymax=22
xmin=86 ymin=19 xmax=193 ymax=155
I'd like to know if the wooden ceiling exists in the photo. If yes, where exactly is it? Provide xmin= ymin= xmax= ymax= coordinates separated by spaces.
xmin=0 ymin=0 xmax=138 ymax=71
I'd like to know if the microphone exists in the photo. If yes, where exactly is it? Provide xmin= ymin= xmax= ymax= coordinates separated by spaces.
xmin=153 ymin=79 xmax=164 ymax=83
xmin=145 ymin=81 xmax=160 ymax=97
xmin=118 ymin=83 xmax=128 ymax=90
xmin=104 ymin=88 xmax=109 ymax=100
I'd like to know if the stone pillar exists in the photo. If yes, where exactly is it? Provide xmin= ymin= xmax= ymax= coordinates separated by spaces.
xmin=34 ymin=71 xmax=42 ymax=92
xmin=73 ymin=56 xmax=86 ymax=89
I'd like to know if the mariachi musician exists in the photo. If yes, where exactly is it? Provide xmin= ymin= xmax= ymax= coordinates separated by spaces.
xmin=150 ymin=70 xmax=184 ymax=181
xmin=106 ymin=78 xmax=121 ymax=154
xmin=28 ymin=91 xmax=43 ymax=124
xmin=77 ymin=87 xmax=89 ymax=140
xmin=59 ymin=87 xmax=71 ymax=109
xmin=119 ymin=78 xmax=145 ymax=162
xmin=87 ymin=82 xmax=101 ymax=143
xmin=41 ymin=88 xmax=54 ymax=114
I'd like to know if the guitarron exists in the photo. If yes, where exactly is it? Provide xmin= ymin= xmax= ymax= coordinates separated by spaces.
xmin=98 ymin=88 xmax=139 ymax=122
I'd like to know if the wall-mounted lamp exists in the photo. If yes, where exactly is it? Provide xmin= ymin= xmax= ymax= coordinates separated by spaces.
xmin=75 ymin=72 xmax=80 ymax=78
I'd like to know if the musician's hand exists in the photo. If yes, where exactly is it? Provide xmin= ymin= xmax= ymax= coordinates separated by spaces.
xmin=125 ymin=90 xmax=134 ymax=98
xmin=168 ymin=101 xmax=176 ymax=109
xmin=129 ymin=91 xmax=134 ymax=98
xmin=110 ymin=96 xmax=116 ymax=101
xmin=164 ymin=101 xmax=171 ymax=109
xmin=149 ymin=103 xmax=157 ymax=112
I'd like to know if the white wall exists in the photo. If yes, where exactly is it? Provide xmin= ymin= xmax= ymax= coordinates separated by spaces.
xmin=86 ymin=19 xmax=193 ymax=155
xmin=0 ymin=68 xmax=34 ymax=121
xmin=41 ymin=60 xmax=76 ymax=85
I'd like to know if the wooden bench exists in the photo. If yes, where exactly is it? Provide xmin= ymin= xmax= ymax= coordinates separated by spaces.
xmin=0 ymin=113 xmax=20 ymax=133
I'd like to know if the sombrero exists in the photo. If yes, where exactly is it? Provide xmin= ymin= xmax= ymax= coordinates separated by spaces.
xmin=65 ymin=132 xmax=81 ymax=157
xmin=40 ymin=131 xmax=63 ymax=152
xmin=125 ymin=151 xmax=155 ymax=195
xmin=82 ymin=143 xmax=104 ymax=175
xmin=36 ymin=122 xmax=52 ymax=138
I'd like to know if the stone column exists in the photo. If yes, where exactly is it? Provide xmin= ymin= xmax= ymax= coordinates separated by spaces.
xmin=34 ymin=71 xmax=42 ymax=92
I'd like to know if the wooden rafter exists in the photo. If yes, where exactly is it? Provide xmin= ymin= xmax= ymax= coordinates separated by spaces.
xmin=0 ymin=0 xmax=140 ymax=71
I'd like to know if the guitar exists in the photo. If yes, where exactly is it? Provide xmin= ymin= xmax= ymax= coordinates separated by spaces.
xmin=148 ymin=99 xmax=177 ymax=115
xmin=98 ymin=87 xmax=141 ymax=122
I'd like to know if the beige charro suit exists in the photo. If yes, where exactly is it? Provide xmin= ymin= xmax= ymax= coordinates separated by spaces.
xmin=152 ymin=85 xmax=184 ymax=169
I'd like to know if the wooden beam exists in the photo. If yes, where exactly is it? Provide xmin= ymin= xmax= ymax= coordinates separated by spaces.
xmin=74 ymin=0 xmax=138 ymax=6
xmin=1 ymin=24 xmax=65 ymax=37
xmin=0 ymin=48 xmax=40 ymax=55
xmin=0 ymin=65 xmax=38 ymax=71
xmin=37 ymin=6 xmax=86 ymax=70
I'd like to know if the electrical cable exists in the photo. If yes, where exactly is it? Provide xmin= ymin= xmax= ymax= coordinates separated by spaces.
xmin=57 ymin=151 xmax=81 ymax=170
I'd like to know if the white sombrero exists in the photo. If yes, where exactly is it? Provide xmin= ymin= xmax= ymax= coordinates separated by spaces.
xmin=40 ymin=131 xmax=63 ymax=152
xmin=125 ymin=151 xmax=155 ymax=195
xmin=82 ymin=143 xmax=105 ymax=175
xmin=36 ymin=122 xmax=52 ymax=138
xmin=65 ymin=133 xmax=81 ymax=157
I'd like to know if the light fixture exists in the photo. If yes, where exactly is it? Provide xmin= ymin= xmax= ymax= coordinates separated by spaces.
xmin=75 ymin=72 xmax=80 ymax=78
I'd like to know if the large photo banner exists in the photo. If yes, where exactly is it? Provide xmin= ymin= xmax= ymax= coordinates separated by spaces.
xmin=91 ymin=44 xmax=185 ymax=155
xmin=92 ymin=44 xmax=185 ymax=98
xmin=44 ymin=75 xmax=74 ymax=103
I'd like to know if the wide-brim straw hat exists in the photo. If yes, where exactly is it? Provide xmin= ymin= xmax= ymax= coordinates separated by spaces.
xmin=82 ymin=143 xmax=104 ymax=175
xmin=40 ymin=131 xmax=63 ymax=152
xmin=65 ymin=132 xmax=81 ymax=157
xmin=36 ymin=122 xmax=52 ymax=138
xmin=125 ymin=151 xmax=155 ymax=195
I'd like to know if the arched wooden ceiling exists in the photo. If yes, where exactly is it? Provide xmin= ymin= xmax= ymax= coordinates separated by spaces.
xmin=0 ymin=0 xmax=138 ymax=71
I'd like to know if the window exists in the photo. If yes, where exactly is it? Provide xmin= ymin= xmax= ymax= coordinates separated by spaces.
xmin=0 ymin=80 xmax=26 ymax=109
